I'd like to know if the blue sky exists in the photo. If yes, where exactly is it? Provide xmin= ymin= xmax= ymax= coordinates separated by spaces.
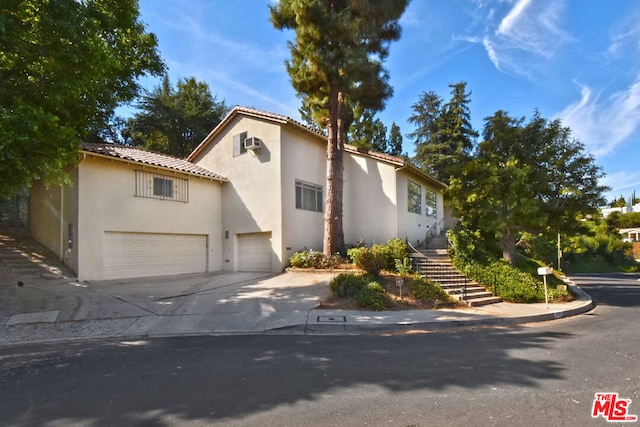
xmin=133 ymin=0 xmax=640 ymax=203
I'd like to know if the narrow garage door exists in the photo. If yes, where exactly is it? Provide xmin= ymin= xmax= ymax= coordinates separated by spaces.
xmin=103 ymin=232 xmax=207 ymax=279
xmin=237 ymin=232 xmax=272 ymax=272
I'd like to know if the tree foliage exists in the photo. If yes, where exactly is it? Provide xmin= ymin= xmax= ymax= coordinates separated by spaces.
xmin=348 ymin=104 xmax=388 ymax=152
xmin=408 ymin=82 xmax=477 ymax=183
xmin=388 ymin=122 xmax=404 ymax=156
xmin=607 ymin=211 xmax=640 ymax=229
xmin=0 ymin=0 xmax=164 ymax=196
xmin=270 ymin=0 xmax=408 ymax=256
xmin=126 ymin=75 xmax=228 ymax=158
xmin=449 ymin=110 xmax=608 ymax=265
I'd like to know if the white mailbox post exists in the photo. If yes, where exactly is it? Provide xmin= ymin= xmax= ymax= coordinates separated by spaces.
xmin=537 ymin=266 xmax=553 ymax=309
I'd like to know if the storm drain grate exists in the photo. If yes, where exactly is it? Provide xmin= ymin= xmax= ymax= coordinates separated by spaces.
xmin=317 ymin=316 xmax=346 ymax=323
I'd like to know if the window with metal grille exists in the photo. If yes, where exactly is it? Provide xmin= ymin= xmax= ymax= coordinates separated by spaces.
xmin=295 ymin=180 xmax=323 ymax=212
xmin=135 ymin=170 xmax=188 ymax=202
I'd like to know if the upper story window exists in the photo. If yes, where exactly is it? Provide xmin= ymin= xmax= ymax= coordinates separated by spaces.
xmin=135 ymin=170 xmax=188 ymax=202
xmin=296 ymin=180 xmax=323 ymax=213
xmin=425 ymin=189 xmax=437 ymax=217
xmin=407 ymin=180 xmax=422 ymax=214
xmin=233 ymin=131 xmax=248 ymax=157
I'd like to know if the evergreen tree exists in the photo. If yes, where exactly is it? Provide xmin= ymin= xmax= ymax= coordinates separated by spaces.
xmin=408 ymin=82 xmax=477 ymax=183
xmin=127 ymin=76 xmax=228 ymax=158
xmin=388 ymin=122 xmax=403 ymax=156
xmin=270 ymin=0 xmax=408 ymax=256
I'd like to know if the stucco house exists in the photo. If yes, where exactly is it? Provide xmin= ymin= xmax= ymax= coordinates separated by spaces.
xmin=30 ymin=106 xmax=446 ymax=281
xmin=30 ymin=144 xmax=227 ymax=281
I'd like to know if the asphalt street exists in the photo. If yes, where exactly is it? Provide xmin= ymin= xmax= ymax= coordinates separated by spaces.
xmin=0 ymin=273 xmax=638 ymax=427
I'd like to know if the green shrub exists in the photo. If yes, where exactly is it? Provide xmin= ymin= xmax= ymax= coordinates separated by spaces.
xmin=383 ymin=238 xmax=409 ymax=271
xmin=347 ymin=246 xmax=364 ymax=264
xmin=365 ymin=280 xmax=385 ymax=294
xmin=348 ymin=246 xmax=387 ymax=275
xmin=453 ymin=256 xmax=548 ymax=303
xmin=394 ymin=257 xmax=413 ymax=277
xmin=410 ymin=277 xmax=450 ymax=301
xmin=355 ymin=282 xmax=389 ymax=310
xmin=289 ymin=249 xmax=344 ymax=269
xmin=289 ymin=249 xmax=324 ymax=268
xmin=330 ymin=273 xmax=365 ymax=297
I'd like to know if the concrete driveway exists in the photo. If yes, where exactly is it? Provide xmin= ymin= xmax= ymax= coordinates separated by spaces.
xmin=1 ymin=270 xmax=338 ymax=341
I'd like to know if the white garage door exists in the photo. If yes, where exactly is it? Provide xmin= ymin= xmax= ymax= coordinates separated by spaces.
xmin=237 ymin=232 xmax=272 ymax=272
xmin=103 ymin=232 xmax=207 ymax=279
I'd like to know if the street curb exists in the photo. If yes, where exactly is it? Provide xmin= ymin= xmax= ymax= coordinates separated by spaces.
xmin=0 ymin=283 xmax=596 ymax=346
xmin=303 ymin=280 xmax=596 ymax=334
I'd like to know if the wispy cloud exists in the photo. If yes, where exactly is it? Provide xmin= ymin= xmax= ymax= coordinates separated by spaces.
xmin=147 ymin=2 xmax=287 ymax=75
xmin=475 ymin=0 xmax=572 ymax=77
xmin=601 ymin=171 xmax=640 ymax=200
xmin=558 ymin=77 xmax=640 ymax=157
xmin=607 ymin=5 xmax=640 ymax=57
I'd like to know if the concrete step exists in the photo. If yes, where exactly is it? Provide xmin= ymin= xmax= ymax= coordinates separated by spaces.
xmin=410 ymin=247 xmax=502 ymax=307
xmin=467 ymin=296 xmax=503 ymax=307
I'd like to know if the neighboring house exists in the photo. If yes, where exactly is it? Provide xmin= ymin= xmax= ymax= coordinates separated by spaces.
xmin=30 ymin=106 xmax=446 ymax=280
xmin=188 ymin=106 xmax=446 ymax=273
xmin=620 ymin=228 xmax=640 ymax=242
xmin=601 ymin=203 xmax=640 ymax=218
xmin=30 ymin=144 xmax=226 ymax=281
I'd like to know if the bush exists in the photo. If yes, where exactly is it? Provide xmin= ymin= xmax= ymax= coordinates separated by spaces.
xmin=409 ymin=277 xmax=450 ymax=302
xmin=289 ymin=249 xmax=344 ymax=269
xmin=383 ymin=238 xmax=409 ymax=271
xmin=289 ymin=249 xmax=324 ymax=268
xmin=348 ymin=246 xmax=387 ymax=275
xmin=453 ymin=256 xmax=558 ymax=303
xmin=355 ymin=281 xmax=389 ymax=310
xmin=330 ymin=273 xmax=365 ymax=297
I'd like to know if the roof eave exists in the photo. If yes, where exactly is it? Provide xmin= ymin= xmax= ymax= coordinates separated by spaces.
xmin=80 ymin=149 xmax=228 ymax=183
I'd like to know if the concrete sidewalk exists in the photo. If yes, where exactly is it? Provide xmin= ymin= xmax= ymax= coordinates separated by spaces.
xmin=0 ymin=269 xmax=595 ymax=347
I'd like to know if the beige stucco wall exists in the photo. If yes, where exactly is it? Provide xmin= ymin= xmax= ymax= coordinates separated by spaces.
xmin=342 ymin=153 xmax=398 ymax=246
xmin=191 ymin=115 xmax=285 ymax=272
xmin=280 ymin=126 xmax=326 ymax=260
xmin=395 ymin=169 xmax=444 ymax=246
xmin=75 ymin=156 xmax=222 ymax=280
xmin=30 ymin=170 xmax=79 ymax=273
xmin=191 ymin=112 xmax=446 ymax=269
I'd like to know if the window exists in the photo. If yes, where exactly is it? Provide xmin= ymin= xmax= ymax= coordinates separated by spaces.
xmin=153 ymin=177 xmax=173 ymax=198
xmin=135 ymin=170 xmax=188 ymax=202
xmin=425 ymin=189 xmax=437 ymax=217
xmin=407 ymin=180 xmax=422 ymax=214
xmin=233 ymin=131 xmax=248 ymax=157
xmin=296 ymin=180 xmax=323 ymax=212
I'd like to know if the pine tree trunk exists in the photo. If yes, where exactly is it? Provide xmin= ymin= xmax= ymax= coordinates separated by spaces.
xmin=324 ymin=87 xmax=345 ymax=257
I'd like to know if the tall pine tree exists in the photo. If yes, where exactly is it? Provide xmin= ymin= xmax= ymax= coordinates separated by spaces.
xmin=270 ymin=0 xmax=408 ymax=256
xmin=408 ymin=82 xmax=477 ymax=183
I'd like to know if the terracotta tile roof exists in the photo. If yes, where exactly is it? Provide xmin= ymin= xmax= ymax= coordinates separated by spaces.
xmin=81 ymin=143 xmax=227 ymax=181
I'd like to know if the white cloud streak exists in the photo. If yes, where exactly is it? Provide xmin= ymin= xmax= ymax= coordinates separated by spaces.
xmin=480 ymin=0 xmax=572 ymax=77
xmin=558 ymin=78 xmax=640 ymax=157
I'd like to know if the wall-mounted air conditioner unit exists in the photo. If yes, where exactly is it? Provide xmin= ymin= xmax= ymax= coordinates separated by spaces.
xmin=243 ymin=137 xmax=262 ymax=151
